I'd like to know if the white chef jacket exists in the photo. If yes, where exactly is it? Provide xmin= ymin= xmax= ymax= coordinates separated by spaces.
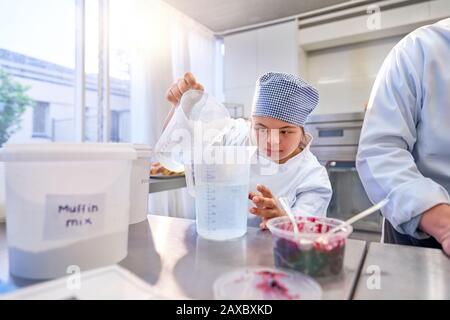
xmin=356 ymin=18 xmax=450 ymax=239
xmin=224 ymin=118 xmax=332 ymax=227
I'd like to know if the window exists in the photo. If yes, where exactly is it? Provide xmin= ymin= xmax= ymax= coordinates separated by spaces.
xmin=110 ymin=110 xmax=120 ymax=142
xmin=0 ymin=0 xmax=131 ymax=145
xmin=32 ymin=101 xmax=50 ymax=138
xmin=0 ymin=0 xmax=76 ymax=145
xmin=83 ymin=0 xmax=131 ymax=142
xmin=1 ymin=0 xmax=218 ymax=147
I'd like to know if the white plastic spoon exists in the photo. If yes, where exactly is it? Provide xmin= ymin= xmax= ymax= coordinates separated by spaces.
xmin=278 ymin=197 xmax=301 ymax=242
xmin=317 ymin=198 xmax=389 ymax=244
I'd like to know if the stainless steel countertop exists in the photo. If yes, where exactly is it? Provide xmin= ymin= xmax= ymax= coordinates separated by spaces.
xmin=353 ymin=242 xmax=450 ymax=299
xmin=0 ymin=215 xmax=366 ymax=299
xmin=149 ymin=176 xmax=186 ymax=194
xmin=120 ymin=216 xmax=367 ymax=299
xmin=0 ymin=223 xmax=7 ymax=287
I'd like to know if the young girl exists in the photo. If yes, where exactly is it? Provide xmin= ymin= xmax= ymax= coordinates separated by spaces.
xmin=165 ymin=72 xmax=332 ymax=229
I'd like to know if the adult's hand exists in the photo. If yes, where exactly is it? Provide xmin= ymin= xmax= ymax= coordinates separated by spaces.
xmin=420 ymin=203 xmax=450 ymax=256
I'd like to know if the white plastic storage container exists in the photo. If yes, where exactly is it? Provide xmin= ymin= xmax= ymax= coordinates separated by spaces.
xmin=0 ymin=143 xmax=136 ymax=279
xmin=0 ymin=162 xmax=5 ymax=223
xmin=129 ymin=144 xmax=152 ymax=224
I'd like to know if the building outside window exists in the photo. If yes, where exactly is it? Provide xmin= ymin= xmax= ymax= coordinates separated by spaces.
xmin=32 ymin=101 xmax=50 ymax=138
xmin=0 ymin=0 xmax=131 ymax=144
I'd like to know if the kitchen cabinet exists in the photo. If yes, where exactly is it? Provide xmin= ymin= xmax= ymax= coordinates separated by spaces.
xmin=223 ymin=21 xmax=298 ymax=116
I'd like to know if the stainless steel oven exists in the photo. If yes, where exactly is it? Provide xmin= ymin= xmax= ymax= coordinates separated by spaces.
xmin=305 ymin=112 xmax=382 ymax=233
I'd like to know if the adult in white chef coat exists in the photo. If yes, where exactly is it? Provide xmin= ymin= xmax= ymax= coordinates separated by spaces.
xmin=165 ymin=72 xmax=332 ymax=229
xmin=356 ymin=18 xmax=450 ymax=255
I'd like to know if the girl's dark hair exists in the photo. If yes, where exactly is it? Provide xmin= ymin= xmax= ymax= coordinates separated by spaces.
xmin=299 ymin=126 xmax=308 ymax=149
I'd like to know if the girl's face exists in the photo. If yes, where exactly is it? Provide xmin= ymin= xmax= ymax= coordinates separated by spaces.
xmin=252 ymin=116 xmax=304 ymax=163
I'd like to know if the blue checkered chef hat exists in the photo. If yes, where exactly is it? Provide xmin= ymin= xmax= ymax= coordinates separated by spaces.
xmin=251 ymin=72 xmax=319 ymax=126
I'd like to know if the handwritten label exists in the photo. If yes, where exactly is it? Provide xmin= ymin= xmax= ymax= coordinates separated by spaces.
xmin=43 ymin=194 xmax=106 ymax=241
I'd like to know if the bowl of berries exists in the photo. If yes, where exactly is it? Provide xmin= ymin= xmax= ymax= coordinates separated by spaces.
xmin=267 ymin=216 xmax=352 ymax=277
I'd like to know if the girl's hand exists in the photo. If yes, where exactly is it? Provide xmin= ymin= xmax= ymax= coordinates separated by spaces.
xmin=248 ymin=184 xmax=286 ymax=230
xmin=162 ymin=72 xmax=204 ymax=129
xmin=165 ymin=72 xmax=204 ymax=107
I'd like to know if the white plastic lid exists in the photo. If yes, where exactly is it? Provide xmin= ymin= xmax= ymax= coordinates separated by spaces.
xmin=213 ymin=267 xmax=322 ymax=300
xmin=0 ymin=143 xmax=137 ymax=162
xmin=110 ymin=143 xmax=152 ymax=159
xmin=132 ymin=144 xmax=152 ymax=159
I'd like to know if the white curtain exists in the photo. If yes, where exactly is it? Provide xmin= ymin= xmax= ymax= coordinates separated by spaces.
xmin=129 ymin=0 xmax=223 ymax=219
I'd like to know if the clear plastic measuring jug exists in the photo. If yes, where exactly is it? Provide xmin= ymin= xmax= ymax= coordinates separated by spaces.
xmin=185 ymin=146 xmax=256 ymax=241
xmin=154 ymin=90 xmax=230 ymax=172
